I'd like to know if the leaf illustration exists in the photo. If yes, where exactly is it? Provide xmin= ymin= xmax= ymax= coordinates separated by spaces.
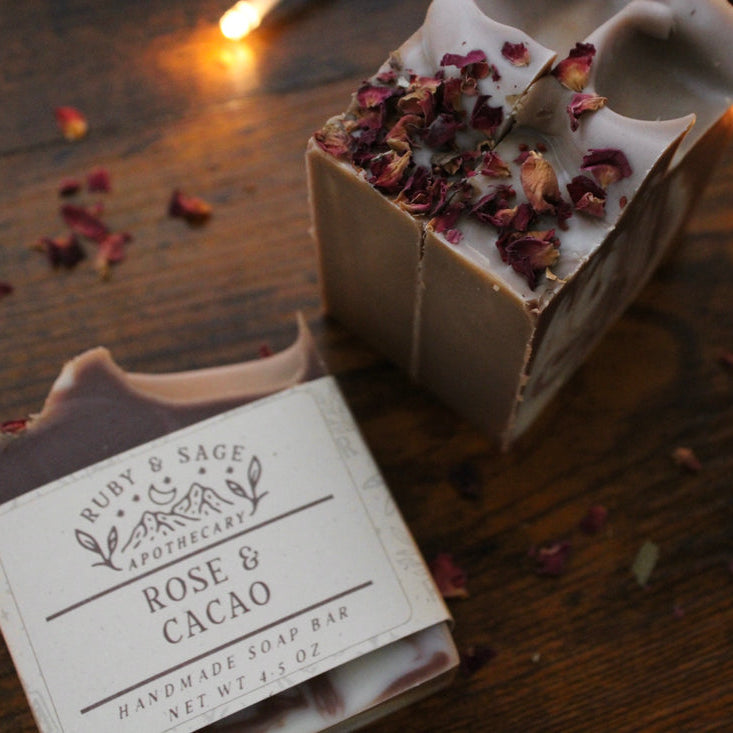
xmin=226 ymin=479 xmax=247 ymax=499
xmin=75 ymin=529 xmax=103 ymax=556
xmin=107 ymin=526 xmax=118 ymax=555
xmin=248 ymin=456 xmax=262 ymax=490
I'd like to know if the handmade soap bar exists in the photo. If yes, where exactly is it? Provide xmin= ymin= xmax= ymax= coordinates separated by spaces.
xmin=307 ymin=0 xmax=733 ymax=447
xmin=0 ymin=316 xmax=458 ymax=733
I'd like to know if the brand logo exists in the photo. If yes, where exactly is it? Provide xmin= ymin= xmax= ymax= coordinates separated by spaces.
xmin=74 ymin=442 xmax=266 ymax=573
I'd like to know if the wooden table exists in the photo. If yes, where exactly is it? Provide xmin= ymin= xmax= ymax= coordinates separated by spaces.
xmin=1 ymin=1 xmax=731 ymax=730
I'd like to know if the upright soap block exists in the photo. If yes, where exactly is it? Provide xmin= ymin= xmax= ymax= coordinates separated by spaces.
xmin=307 ymin=0 xmax=733 ymax=447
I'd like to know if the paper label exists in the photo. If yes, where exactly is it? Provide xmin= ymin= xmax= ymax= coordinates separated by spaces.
xmin=0 ymin=376 xmax=450 ymax=733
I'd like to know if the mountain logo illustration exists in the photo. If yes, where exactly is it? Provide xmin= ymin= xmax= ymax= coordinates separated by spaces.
xmin=121 ymin=483 xmax=233 ymax=553
xmin=75 ymin=454 xmax=266 ymax=571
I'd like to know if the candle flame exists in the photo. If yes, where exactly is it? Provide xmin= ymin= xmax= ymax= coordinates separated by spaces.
xmin=220 ymin=1 xmax=262 ymax=40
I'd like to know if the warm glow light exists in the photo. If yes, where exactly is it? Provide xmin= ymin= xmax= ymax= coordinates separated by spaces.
xmin=220 ymin=1 xmax=262 ymax=41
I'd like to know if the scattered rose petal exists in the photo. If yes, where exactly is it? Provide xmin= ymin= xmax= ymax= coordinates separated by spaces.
xmin=60 ymin=203 xmax=108 ymax=241
xmin=520 ymin=151 xmax=562 ymax=214
xmin=460 ymin=645 xmax=496 ymax=676
xmin=356 ymin=82 xmax=400 ymax=109
xmin=619 ymin=195 xmax=628 ymax=209
xmin=567 ymin=93 xmax=607 ymax=131
xmin=470 ymin=95 xmax=503 ymax=138
xmin=58 ymin=177 xmax=82 ymax=197
xmin=567 ymin=175 xmax=607 ymax=217
xmin=632 ymin=540 xmax=659 ymax=587
xmin=480 ymin=151 xmax=511 ymax=178
xmin=440 ymin=49 xmax=489 ymax=79
xmin=429 ymin=553 xmax=469 ymax=599
xmin=369 ymin=151 xmax=412 ymax=193
xmin=95 ymin=232 xmax=132 ymax=278
xmin=87 ymin=167 xmax=112 ymax=193
xmin=313 ymin=118 xmax=352 ymax=159
xmin=551 ymin=42 xmax=596 ymax=91
xmin=423 ymin=113 xmax=463 ymax=149
xmin=671 ymin=446 xmax=702 ymax=473
xmin=579 ymin=504 xmax=608 ymax=535
xmin=258 ymin=344 xmax=273 ymax=358
xmin=38 ymin=234 xmax=86 ymax=269
xmin=497 ymin=229 xmax=560 ymax=290
xmin=0 ymin=418 xmax=27 ymax=434
xmin=168 ymin=189 xmax=212 ymax=225
xmin=719 ymin=351 xmax=733 ymax=369
xmin=581 ymin=148 xmax=632 ymax=188
xmin=531 ymin=541 xmax=571 ymax=576
xmin=502 ymin=41 xmax=530 ymax=66
xmin=55 ymin=106 xmax=88 ymax=141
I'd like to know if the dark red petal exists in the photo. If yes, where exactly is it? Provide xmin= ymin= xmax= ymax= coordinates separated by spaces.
xmin=581 ymin=148 xmax=632 ymax=187
xmin=87 ymin=167 xmax=112 ymax=193
xmin=1 ymin=418 xmax=28 ymax=434
xmin=0 ymin=282 xmax=13 ymax=299
xmin=470 ymin=95 xmax=503 ymax=136
xmin=531 ymin=541 xmax=572 ymax=576
xmin=429 ymin=553 xmax=469 ymax=599
xmin=356 ymin=83 xmax=400 ymax=109
xmin=58 ymin=177 xmax=82 ymax=197
xmin=501 ymin=41 xmax=530 ymax=66
xmin=440 ymin=49 xmax=487 ymax=70
xmin=60 ymin=203 xmax=109 ymax=242
xmin=567 ymin=174 xmax=607 ymax=217
xmin=39 ymin=235 xmax=86 ymax=269
xmin=551 ymin=43 xmax=596 ymax=91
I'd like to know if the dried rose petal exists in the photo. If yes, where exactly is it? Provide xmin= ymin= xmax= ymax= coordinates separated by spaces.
xmin=501 ymin=41 xmax=530 ymax=66
xmin=38 ymin=234 xmax=86 ymax=269
xmin=55 ymin=106 xmax=88 ymax=141
xmin=423 ymin=113 xmax=463 ymax=149
xmin=398 ymin=76 xmax=441 ymax=119
xmin=531 ymin=541 xmax=571 ymax=576
xmin=579 ymin=504 xmax=608 ymax=535
xmin=480 ymin=151 xmax=511 ymax=178
xmin=498 ymin=229 xmax=560 ymax=289
xmin=619 ymin=195 xmax=628 ymax=209
xmin=551 ymin=42 xmax=596 ymax=91
xmin=356 ymin=82 xmax=400 ymax=110
xmin=567 ymin=174 xmax=607 ymax=217
xmin=440 ymin=49 xmax=489 ymax=79
xmin=581 ymin=148 xmax=632 ymax=188
xmin=429 ymin=553 xmax=469 ymax=599
xmin=369 ymin=151 xmax=412 ymax=193
xmin=671 ymin=446 xmax=702 ymax=473
xmin=258 ymin=344 xmax=273 ymax=358
xmin=87 ymin=167 xmax=112 ymax=193
xmin=567 ymin=93 xmax=607 ymax=131
xmin=58 ymin=177 xmax=82 ymax=197
xmin=385 ymin=114 xmax=422 ymax=153
xmin=520 ymin=151 xmax=562 ymax=214
xmin=460 ymin=645 xmax=496 ymax=676
xmin=60 ymin=203 xmax=108 ymax=241
xmin=0 ymin=282 xmax=13 ymax=299
xmin=1 ymin=418 xmax=28 ymax=434
xmin=718 ymin=351 xmax=733 ymax=369
xmin=470 ymin=95 xmax=503 ymax=138
xmin=168 ymin=190 xmax=212 ymax=225
xmin=313 ymin=118 xmax=353 ymax=159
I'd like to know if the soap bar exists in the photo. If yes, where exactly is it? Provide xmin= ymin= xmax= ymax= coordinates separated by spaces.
xmin=0 ymin=316 xmax=458 ymax=733
xmin=307 ymin=0 xmax=733 ymax=447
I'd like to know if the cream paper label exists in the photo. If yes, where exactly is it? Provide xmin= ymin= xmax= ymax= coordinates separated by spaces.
xmin=0 ymin=376 xmax=450 ymax=733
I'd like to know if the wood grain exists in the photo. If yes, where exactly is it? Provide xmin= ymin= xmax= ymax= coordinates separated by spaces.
xmin=1 ymin=1 xmax=732 ymax=731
